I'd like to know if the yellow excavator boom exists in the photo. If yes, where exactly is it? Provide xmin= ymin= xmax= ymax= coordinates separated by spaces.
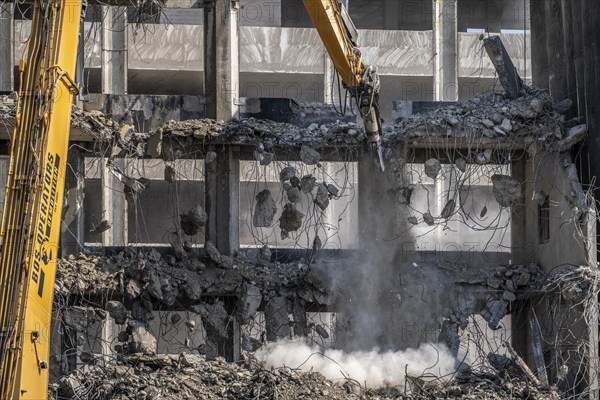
xmin=0 ymin=0 xmax=82 ymax=398
xmin=303 ymin=0 xmax=385 ymax=169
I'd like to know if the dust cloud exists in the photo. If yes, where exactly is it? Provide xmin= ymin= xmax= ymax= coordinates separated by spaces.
xmin=256 ymin=340 xmax=457 ymax=388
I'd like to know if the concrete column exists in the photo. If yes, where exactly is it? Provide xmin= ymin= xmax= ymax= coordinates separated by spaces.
xmin=530 ymin=0 xmax=549 ymax=88
xmin=61 ymin=147 xmax=85 ymax=256
xmin=433 ymin=0 xmax=458 ymax=101
xmin=204 ymin=0 xmax=239 ymax=120
xmin=384 ymin=0 xmax=400 ymax=30
xmin=0 ymin=4 xmax=13 ymax=92
xmin=509 ymin=158 xmax=531 ymax=364
xmin=545 ymin=0 xmax=568 ymax=101
xmin=205 ymin=145 xmax=240 ymax=255
xmin=101 ymin=158 xmax=128 ymax=246
xmin=101 ymin=6 xmax=127 ymax=95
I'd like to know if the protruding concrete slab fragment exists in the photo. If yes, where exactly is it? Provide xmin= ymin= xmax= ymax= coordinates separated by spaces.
xmin=483 ymin=36 xmax=525 ymax=99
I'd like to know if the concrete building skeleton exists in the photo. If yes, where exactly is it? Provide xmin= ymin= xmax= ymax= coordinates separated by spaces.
xmin=0 ymin=0 xmax=599 ymax=398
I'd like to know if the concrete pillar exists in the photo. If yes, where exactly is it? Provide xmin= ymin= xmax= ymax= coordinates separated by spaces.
xmin=509 ymin=158 xmax=530 ymax=361
xmin=101 ymin=6 xmax=127 ymax=95
xmin=433 ymin=0 xmax=458 ymax=101
xmin=383 ymin=0 xmax=400 ymax=30
xmin=530 ymin=0 xmax=549 ymax=88
xmin=205 ymin=145 xmax=239 ymax=255
xmin=0 ymin=4 xmax=13 ymax=92
xmin=204 ymin=0 xmax=239 ymax=120
xmin=61 ymin=147 xmax=85 ymax=256
xmin=101 ymin=158 xmax=128 ymax=246
xmin=545 ymin=0 xmax=568 ymax=101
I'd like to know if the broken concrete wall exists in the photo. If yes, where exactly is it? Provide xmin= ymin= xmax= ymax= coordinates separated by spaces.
xmin=521 ymin=152 xmax=594 ymax=269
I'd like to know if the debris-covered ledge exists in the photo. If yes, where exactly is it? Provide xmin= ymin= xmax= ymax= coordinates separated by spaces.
xmin=62 ymin=88 xmax=586 ymax=157
xmin=55 ymin=244 xmax=331 ymax=359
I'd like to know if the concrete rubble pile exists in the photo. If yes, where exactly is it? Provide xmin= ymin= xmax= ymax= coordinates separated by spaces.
xmin=50 ymin=352 xmax=562 ymax=400
xmin=392 ymin=89 xmax=584 ymax=150
xmin=66 ymin=88 xmax=586 ymax=160
xmin=51 ymin=353 xmax=361 ymax=400
xmin=55 ymin=247 xmax=330 ymax=360
xmin=57 ymin=249 xmax=328 ymax=304
xmin=404 ymin=369 xmax=560 ymax=400
xmin=450 ymin=262 xmax=547 ymax=330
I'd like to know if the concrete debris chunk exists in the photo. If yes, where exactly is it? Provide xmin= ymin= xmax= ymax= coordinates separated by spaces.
xmin=204 ymin=240 xmax=222 ymax=264
xmin=326 ymin=184 xmax=339 ymax=197
xmin=440 ymin=199 xmax=456 ymax=219
xmin=315 ymin=184 xmax=330 ymax=211
xmin=286 ymin=187 xmax=302 ymax=203
xmin=480 ymin=206 xmax=488 ymax=218
xmin=499 ymin=118 xmax=513 ymax=133
xmin=92 ymin=220 xmax=112 ymax=234
xmin=205 ymin=151 xmax=217 ymax=164
xmin=258 ymin=244 xmax=271 ymax=265
xmin=63 ymin=307 xmax=99 ymax=331
xmin=105 ymin=301 xmax=128 ymax=325
xmin=407 ymin=216 xmax=419 ymax=225
xmin=279 ymin=203 xmax=305 ymax=232
xmin=492 ymin=175 xmax=523 ymax=207
xmin=193 ymin=301 xmax=229 ymax=339
xmin=128 ymin=320 xmax=157 ymax=355
xmin=477 ymin=149 xmax=493 ymax=164
xmin=265 ymin=296 xmax=291 ymax=341
xmin=424 ymin=159 xmax=442 ymax=179
xmin=253 ymin=189 xmax=278 ymax=227
xmin=279 ymin=166 xmax=296 ymax=182
xmin=387 ymin=186 xmax=414 ymax=205
xmin=236 ymin=283 xmax=262 ymax=325
xmin=482 ymin=119 xmax=495 ymax=129
xmin=259 ymin=152 xmax=274 ymax=166
xmin=455 ymin=158 xmax=467 ymax=173
xmin=300 ymin=145 xmax=321 ymax=165
xmin=423 ymin=212 xmax=435 ymax=226
xmin=180 ymin=205 xmax=208 ymax=236
xmin=502 ymin=290 xmax=517 ymax=302
xmin=168 ymin=232 xmax=187 ymax=260
xmin=164 ymin=164 xmax=176 ymax=183
xmin=301 ymin=175 xmax=316 ymax=193
xmin=487 ymin=299 xmax=509 ymax=330
xmin=146 ymin=131 xmax=162 ymax=158
xmin=290 ymin=176 xmax=300 ymax=188
xmin=185 ymin=319 xmax=196 ymax=331
xmin=315 ymin=325 xmax=330 ymax=339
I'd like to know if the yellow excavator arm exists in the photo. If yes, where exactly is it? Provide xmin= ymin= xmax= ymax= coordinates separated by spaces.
xmin=0 ymin=0 xmax=83 ymax=398
xmin=303 ymin=0 xmax=385 ymax=169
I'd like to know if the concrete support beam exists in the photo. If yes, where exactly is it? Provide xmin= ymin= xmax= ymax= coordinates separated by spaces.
xmin=433 ymin=0 xmax=458 ymax=101
xmin=61 ymin=147 xmax=85 ymax=257
xmin=530 ymin=0 xmax=548 ymax=88
xmin=101 ymin=6 xmax=128 ymax=95
xmin=204 ymin=0 xmax=239 ymax=120
xmin=0 ymin=4 xmax=13 ymax=92
xmin=544 ymin=0 xmax=568 ymax=101
xmin=205 ymin=145 xmax=239 ymax=255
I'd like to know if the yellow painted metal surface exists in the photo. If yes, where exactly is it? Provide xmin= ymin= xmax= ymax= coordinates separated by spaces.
xmin=302 ymin=0 xmax=364 ymax=87
xmin=0 ymin=0 xmax=82 ymax=398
